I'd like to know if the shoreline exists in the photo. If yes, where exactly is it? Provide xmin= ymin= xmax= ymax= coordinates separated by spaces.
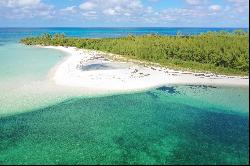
xmin=40 ymin=46 xmax=249 ymax=93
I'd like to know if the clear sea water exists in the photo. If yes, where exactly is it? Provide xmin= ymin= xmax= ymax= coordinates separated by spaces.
xmin=0 ymin=28 xmax=249 ymax=164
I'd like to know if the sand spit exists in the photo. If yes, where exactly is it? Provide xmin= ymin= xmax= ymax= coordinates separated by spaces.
xmin=42 ymin=46 xmax=249 ymax=92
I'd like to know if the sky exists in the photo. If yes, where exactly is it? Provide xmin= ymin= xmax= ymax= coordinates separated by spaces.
xmin=0 ymin=0 xmax=249 ymax=27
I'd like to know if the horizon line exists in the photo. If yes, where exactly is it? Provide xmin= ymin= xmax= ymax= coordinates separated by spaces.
xmin=0 ymin=26 xmax=249 ymax=29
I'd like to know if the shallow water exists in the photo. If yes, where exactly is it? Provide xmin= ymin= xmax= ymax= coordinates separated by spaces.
xmin=0 ymin=43 xmax=76 ymax=115
xmin=0 ymin=85 xmax=249 ymax=165
xmin=0 ymin=43 xmax=65 ymax=80
xmin=0 ymin=28 xmax=249 ymax=164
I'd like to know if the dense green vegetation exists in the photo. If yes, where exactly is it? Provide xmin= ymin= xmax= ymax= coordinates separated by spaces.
xmin=21 ymin=30 xmax=249 ymax=75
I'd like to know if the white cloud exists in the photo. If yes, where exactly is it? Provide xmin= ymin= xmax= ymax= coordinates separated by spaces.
xmin=0 ymin=0 xmax=54 ymax=19
xmin=79 ymin=0 xmax=143 ymax=16
xmin=82 ymin=11 xmax=97 ymax=20
xmin=0 ymin=0 xmax=41 ymax=8
xmin=185 ymin=0 xmax=204 ymax=5
xmin=209 ymin=5 xmax=221 ymax=12
xmin=0 ymin=0 xmax=248 ymax=27
xmin=227 ymin=0 xmax=249 ymax=5
xmin=103 ymin=9 xmax=117 ymax=16
xmin=79 ymin=1 xmax=97 ymax=10
xmin=61 ymin=6 xmax=77 ymax=13
xmin=227 ymin=0 xmax=249 ymax=14
xmin=64 ymin=0 xmax=247 ymax=27
xmin=16 ymin=0 xmax=40 ymax=6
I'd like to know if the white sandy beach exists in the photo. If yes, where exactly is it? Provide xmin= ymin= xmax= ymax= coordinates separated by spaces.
xmin=43 ymin=46 xmax=249 ymax=92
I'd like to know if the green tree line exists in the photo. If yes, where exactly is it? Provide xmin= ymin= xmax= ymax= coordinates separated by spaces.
xmin=21 ymin=30 xmax=249 ymax=75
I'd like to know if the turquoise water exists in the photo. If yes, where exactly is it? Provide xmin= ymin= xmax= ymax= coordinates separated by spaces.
xmin=0 ymin=86 xmax=249 ymax=165
xmin=0 ymin=43 xmax=63 ymax=80
xmin=0 ymin=28 xmax=249 ymax=164
xmin=0 ymin=42 xmax=76 ymax=116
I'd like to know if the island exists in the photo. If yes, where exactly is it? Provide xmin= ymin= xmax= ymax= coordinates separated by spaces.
xmin=20 ymin=31 xmax=249 ymax=92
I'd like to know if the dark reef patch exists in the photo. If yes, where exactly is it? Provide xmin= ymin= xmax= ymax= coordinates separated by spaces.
xmin=186 ymin=85 xmax=217 ymax=90
xmin=156 ymin=86 xmax=180 ymax=94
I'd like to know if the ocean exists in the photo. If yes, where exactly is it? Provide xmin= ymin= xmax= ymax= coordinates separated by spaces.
xmin=0 ymin=28 xmax=249 ymax=164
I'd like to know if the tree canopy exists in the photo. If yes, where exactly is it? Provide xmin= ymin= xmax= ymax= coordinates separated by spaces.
xmin=21 ymin=31 xmax=249 ymax=75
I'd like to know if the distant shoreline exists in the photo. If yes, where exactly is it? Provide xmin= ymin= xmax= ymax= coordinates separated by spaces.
xmin=39 ymin=46 xmax=249 ymax=92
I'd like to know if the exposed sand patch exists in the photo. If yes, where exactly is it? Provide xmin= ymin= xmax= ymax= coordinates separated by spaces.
xmin=43 ymin=46 xmax=249 ymax=92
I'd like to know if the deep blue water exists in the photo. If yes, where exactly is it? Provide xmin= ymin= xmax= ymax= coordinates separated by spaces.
xmin=0 ymin=27 xmax=248 ymax=42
